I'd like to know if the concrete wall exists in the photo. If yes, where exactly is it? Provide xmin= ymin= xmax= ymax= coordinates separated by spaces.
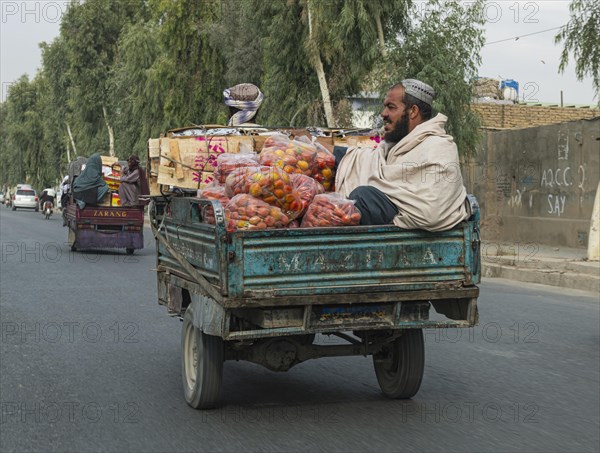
xmin=472 ymin=103 xmax=599 ymax=129
xmin=463 ymin=117 xmax=600 ymax=248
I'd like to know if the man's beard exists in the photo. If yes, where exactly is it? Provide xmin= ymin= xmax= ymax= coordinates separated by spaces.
xmin=384 ymin=109 xmax=410 ymax=144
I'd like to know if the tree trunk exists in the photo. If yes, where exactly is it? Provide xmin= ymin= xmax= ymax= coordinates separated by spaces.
xmin=307 ymin=1 xmax=335 ymax=128
xmin=375 ymin=13 xmax=387 ymax=57
xmin=66 ymin=123 xmax=77 ymax=156
xmin=102 ymin=106 xmax=115 ymax=157
xmin=66 ymin=142 xmax=71 ymax=164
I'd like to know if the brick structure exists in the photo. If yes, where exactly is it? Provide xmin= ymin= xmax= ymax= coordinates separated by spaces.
xmin=471 ymin=103 xmax=599 ymax=129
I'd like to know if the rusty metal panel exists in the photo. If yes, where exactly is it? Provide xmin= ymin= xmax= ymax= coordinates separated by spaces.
xmin=152 ymin=197 xmax=481 ymax=304
xmin=228 ymin=228 xmax=470 ymax=298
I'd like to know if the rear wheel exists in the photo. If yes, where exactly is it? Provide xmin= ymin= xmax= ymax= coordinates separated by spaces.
xmin=11 ymin=206 xmax=16 ymax=211
xmin=126 ymin=248 xmax=134 ymax=255
xmin=373 ymin=329 xmax=424 ymax=399
xmin=181 ymin=306 xmax=224 ymax=409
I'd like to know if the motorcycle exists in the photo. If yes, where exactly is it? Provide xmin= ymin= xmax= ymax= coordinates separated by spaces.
xmin=43 ymin=201 xmax=53 ymax=220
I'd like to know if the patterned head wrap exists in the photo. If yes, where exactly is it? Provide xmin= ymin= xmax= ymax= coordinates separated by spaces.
xmin=223 ymin=83 xmax=264 ymax=126
xmin=400 ymin=79 xmax=436 ymax=106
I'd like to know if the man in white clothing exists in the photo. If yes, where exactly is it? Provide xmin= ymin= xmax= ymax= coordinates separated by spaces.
xmin=335 ymin=79 xmax=470 ymax=231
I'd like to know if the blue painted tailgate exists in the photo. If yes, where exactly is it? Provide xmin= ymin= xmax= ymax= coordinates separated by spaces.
xmin=154 ymin=198 xmax=480 ymax=300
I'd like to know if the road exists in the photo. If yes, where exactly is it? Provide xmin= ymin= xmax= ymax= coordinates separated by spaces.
xmin=1 ymin=207 xmax=598 ymax=452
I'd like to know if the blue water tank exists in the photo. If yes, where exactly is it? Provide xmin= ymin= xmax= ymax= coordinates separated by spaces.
xmin=500 ymin=79 xmax=519 ymax=101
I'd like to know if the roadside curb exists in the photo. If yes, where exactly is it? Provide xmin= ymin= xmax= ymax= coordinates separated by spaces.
xmin=482 ymin=261 xmax=599 ymax=294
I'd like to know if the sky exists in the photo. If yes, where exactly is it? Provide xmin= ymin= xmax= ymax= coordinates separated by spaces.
xmin=0 ymin=0 xmax=597 ymax=105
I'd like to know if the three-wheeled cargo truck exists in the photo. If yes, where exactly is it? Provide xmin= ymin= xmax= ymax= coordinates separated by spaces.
xmin=150 ymin=195 xmax=481 ymax=409
xmin=63 ymin=157 xmax=144 ymax=254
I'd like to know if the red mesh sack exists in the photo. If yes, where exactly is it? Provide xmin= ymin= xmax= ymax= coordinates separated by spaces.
xmin=289 ymin=173 xmax=325 ymax=216
xmin=214 ymin=153 xmax=260 ymax=184
xmin=259 ymin=134 xmax=336 ymax=191
xmin=300 ymin=193 xmax=362 ymax=228
xmin=225 ymin=194 xmax=291 ymax=232
xmin=224 ymin=165 xmax=263 ymax=197
xmin=311 ymin=142 xmax=336 ymax=191
xmin=231 ymin=166 xmax=303 ymax=220
xmin=197 ymin=182 xmax=229 ymax=224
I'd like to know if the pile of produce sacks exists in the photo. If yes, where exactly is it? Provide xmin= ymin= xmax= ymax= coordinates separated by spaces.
xmin=197 ymin=134 xmax=361 ymax=231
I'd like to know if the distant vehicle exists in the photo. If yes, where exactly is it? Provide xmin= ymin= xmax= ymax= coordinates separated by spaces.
xmin=12 ymin=189 xmax=38 ymax=211
xmin=43 ymin=200 xmax=53 ymax=219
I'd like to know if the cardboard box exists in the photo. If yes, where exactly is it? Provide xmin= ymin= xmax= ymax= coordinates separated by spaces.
xmin=111 ymin=193 xmax=121 ymax=207
xmin=101 ymin=155 xmax=118 ymax=166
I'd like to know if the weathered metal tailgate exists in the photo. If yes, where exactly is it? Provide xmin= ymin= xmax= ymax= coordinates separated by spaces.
xmin=152 ymin=197 xmax=480 ymax=304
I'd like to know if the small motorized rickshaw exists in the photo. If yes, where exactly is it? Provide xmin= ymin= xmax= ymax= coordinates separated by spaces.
xmin=63 ymin=157 xmax=145 ymax=254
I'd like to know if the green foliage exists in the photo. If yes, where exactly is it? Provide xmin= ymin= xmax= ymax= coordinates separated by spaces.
xmin=0 ymin=0 xmax=486 ymax=187
xmin=555 ymin=0 xmax=600 ymax=105
xmin=374 ymin=0 xmax=486 ymax=156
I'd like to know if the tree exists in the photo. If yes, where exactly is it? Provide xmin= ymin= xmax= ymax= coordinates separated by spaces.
xmin=372 ymin=0 xmax=486 ymax=156
xmin=59 ymin=0 xmax=143 ymax=156
xmin=148 ymin=0 xmax=227 ymax=127
xmin=555 ymin=0 xmax=600 ymax=105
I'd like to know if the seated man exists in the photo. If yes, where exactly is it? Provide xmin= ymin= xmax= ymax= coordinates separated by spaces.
xmin=223 ymin=83 xmax=264 ymax=127
xmin=119 ymin=155 xmax=149 ymax=207
xmin=335 ymin=79 xmax=470 ymax=232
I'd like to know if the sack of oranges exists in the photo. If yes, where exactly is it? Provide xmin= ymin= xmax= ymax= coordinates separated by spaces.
xmin=197 ymin=182 xmax=230 ymax=224
xmin=225 ymin=194 xmax=291 ymax=232
xmin=300 ymin=193 xmax=362 ymax=228
xmin=289 ymin=173 xmax=325 ymax=216
xmin=259 ymin=134 xmax=336 ymax=190
xmin=214 ymin=153 xmax=260 ymax=184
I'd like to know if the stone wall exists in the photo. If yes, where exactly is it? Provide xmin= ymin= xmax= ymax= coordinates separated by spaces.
xmin=471 ymin=103 xmax=599 ymax=129
xmin=463 ymin=117 xmax=600 ymax=248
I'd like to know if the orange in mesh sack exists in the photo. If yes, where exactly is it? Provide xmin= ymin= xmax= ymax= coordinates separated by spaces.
xmin=259 ymin=134 xmax=336 ymax=191
xmin=226 ymin=166 xmax=303 ymax=220
xmin=197 ymin=182 xmax=230 ymax=224
xmin=300 ymin=193 xmax=362 ymax=228
xmin=225 ymin=194 xmax=291 ymax=232
xmin=224 ymin=165 xmax=263 ymax=197
xmin=289 ymin=173 xmax=325 ymax=216
xmin=214 ymin=153 xmax=260 ymax=184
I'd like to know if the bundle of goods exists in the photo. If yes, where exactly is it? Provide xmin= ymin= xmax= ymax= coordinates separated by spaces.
xmin=225 ymin=194 xmax=291 ymax=232
xmin=288 ymin=173 xmax=325 ymax=216
xmin=225 ymin=166 xmax=303 ymax=220
xmin=259 ymin=134 xmax=336 ymax=191
xmin=300 ymin=193 xmax=361 ymax=228
xmin=100 ymin=156 xmax=121 ymax=191
xmin=472 ymin=78 xmax=501 ymax=100
xmin=213 ymin=153 xmax=260 ymax=183
xmin=197 ymin=183 xmax=230 ymax=224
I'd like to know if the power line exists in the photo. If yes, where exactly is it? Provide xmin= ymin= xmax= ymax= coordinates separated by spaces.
xmin=484 ymin=26 xmax=565 ymax=46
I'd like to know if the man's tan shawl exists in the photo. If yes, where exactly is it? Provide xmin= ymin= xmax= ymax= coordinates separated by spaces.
xmin=335 ymin=114 xmax=469 ymax=231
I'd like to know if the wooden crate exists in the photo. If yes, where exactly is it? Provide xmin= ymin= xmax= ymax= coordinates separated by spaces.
xmin=156 ymin=135 xmax=254 ymax=190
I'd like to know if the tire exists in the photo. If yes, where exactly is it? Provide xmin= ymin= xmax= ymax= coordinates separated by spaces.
xmin=12 ymin=206 xmax=16 ymax=211
xmin=373 ymin=329 xmax=424 ymax=399
xmin=126 ymin=248 xmax=134 ymax=255
xmin=35 ymin=207 xmax=39 ymax=212
xmin=181 ymin=307 xmax=223 ymax=409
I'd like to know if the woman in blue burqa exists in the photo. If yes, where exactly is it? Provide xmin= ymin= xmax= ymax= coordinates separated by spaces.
xmin=72 ymin=153 xmax=109 ymax=209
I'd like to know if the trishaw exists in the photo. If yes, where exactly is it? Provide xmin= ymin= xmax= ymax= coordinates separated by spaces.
xmin=150 ymin=195 xmax=481 ymax=409
xmin=63 ymin=157 xmax=144 ymax=254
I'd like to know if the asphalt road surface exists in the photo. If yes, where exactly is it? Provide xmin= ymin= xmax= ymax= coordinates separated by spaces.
xmin=1 ymin=207 xmax=598 ymax=452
